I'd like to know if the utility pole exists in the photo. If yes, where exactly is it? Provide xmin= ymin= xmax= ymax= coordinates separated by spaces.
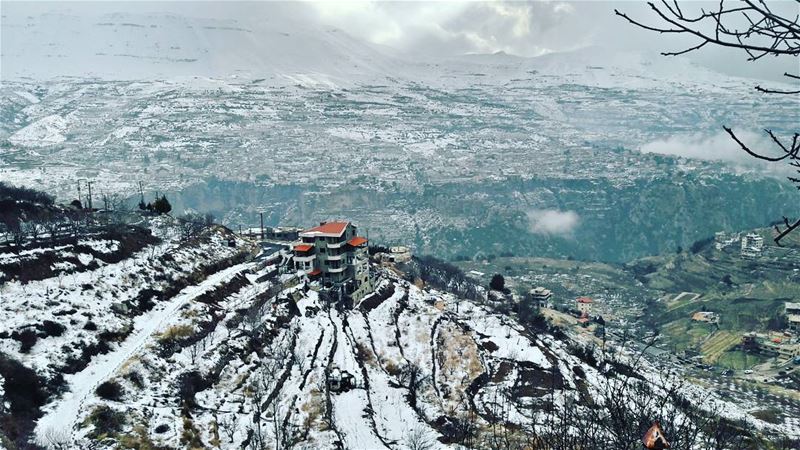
xmin=86 ymin=181 xmax=94 ymax=211
xmin=260 ymin=212 xmax=264 ymax=240
xmin=77 ymin=180 xmax=82 ymax=207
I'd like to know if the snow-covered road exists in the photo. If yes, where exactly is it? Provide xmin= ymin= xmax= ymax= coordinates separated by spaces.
xmin=34 ymin=260 xmax=255 ymax=446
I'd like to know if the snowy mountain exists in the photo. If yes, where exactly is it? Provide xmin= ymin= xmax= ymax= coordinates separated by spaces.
xmin=2 ymin=6 xmax=776 ymax=92
xmin=1 ymin=9 xmax=402 ymax=86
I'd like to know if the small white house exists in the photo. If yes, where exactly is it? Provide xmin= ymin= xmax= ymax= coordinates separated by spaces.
xmin=741 ymin=233 xmax=764 ymax=258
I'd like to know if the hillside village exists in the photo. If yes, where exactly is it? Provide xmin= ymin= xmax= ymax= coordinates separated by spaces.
xmin=457 ymin=225 xmax=800 ymax=422
xmin=1 ymin=184 xmax=799 ymax=449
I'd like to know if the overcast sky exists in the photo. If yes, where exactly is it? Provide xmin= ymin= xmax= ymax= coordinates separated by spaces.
xmin=5 ymin=1 xmax=798 ymax=82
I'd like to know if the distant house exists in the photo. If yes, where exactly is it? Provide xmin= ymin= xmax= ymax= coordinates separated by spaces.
xmin=528 ymin=287 xmax=552 ymax=308
xmin=691 ymin=311 xmax=719 ymax=324
xmin=328 ymin=366 xmax=356 ymax=393
xmin=643 ymin=422 xmax=670 ymax=450
xmin=266 ymin=226 xmax=302 ymax=241
xmin=741 ymin=332 xmax=800 ymax=361
xmin=576 ymin=296 xmax=593 ymax=315
xmin=389 ymin=246 xmax=412 ymax=263
xmin=786 ymin=302 xmax=800 ymax=331
xmin=714 ymin=231 xmax=739 ymax=251
xmin=292 ymin=221 xmax=372 ymax=302
xmin=740 ymin=233 xmax=764 ymax=258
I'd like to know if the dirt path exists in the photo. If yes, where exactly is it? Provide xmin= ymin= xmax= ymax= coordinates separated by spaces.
xmin=34 ymin=261 xmax=255 ymax=446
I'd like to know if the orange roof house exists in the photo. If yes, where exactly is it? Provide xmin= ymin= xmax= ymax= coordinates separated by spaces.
xmin=643 ymin=422 xmax=670 ymax=449
xmin=300 ymin=221 xmax=350 ymax=237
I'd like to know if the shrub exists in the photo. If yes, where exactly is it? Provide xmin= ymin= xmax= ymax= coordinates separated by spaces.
xmin=0 ymin=354 xmax=48 ymax=417
xmin=12 ymin=329 xmax=38 ymax=353
xmin=155 ymin=424 xmax=169 ymax=434
xmin=177 ymin=371 xmax=210 ymax=406
xmin=752 ymin=408 xmax=782 ymax=424
xmin=95 ymin=380 xmax=124 ymax=401
xmin=87 ymin=405 xmax=126 ymax=439
xmin=124 ymin=370 xmax=145 ymax=389
xmin=39 ymin=320 xmax=66 ymax=338
xmin=84 ymin=321 xmax=98 ymax=331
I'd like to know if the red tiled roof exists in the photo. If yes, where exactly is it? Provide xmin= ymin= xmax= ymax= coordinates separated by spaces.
xmin=577 ymin=296 xmax=593 ymax=304
xmin=643 ymin=422 xmax=670 ymax=449
xmin=294 ymin=244 xmax=313 ymax=252
xmin=348 ymin=236 xmax=368 ymax=247
xmin=303 ymin=221 xmax=349 ymax=236
xmin=308 ymin=268 xmax=322 ymax=276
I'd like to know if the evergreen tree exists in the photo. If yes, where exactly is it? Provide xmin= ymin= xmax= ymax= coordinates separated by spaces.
xmin=153 ymin=195 xmax=172 ymax=215
xmin=489 ymin=274 xmax=505 ymax=291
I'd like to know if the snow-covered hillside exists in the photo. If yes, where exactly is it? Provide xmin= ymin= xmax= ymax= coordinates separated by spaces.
xmin=0 ymin=216 xmax=260 ymax=449
xmin=0 ymin=226 xmax=792 ymax=449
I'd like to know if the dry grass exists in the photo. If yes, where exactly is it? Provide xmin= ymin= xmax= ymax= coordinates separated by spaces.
xmin=437 ymin=323 xmax=483 ymax=407
xmin=158 ymin=324 xmax=195 ymax=343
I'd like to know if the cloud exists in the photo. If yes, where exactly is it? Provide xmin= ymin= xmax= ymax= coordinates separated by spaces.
xmin=639 ymin=131 xmax=783 ymax=165
xmin=309 ymin=0 xmax=582 ymax=57
xmin=306 ymin=1 xmax=796 ymax=81
xmin=527 ymin=209 xmax=580 ymax=237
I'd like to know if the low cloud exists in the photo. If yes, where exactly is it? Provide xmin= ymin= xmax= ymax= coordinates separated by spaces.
xmin=527 ymin=209 xmax=580 ymax=237
xmin=639 ymin=131 xmax=780 ymax=165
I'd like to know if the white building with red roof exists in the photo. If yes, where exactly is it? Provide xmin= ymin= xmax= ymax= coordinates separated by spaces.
xmin=576 ymin=296 xmax=593 ymax=315
xmin=292 ymin=221 xmax=372 ymax=301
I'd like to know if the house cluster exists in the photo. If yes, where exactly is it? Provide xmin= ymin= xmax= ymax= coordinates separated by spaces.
xmin=691 ymin=311 xmax=719 ymax=324
xmin=714 ymin=231 xmax=739 ymax=250
xmin=713 ymin=231 xmax=764 ymax=258
xmin=741 ymin=332 xmax=800 ymax=362
xmin=291 ymin=221 xmax=373 ymax=302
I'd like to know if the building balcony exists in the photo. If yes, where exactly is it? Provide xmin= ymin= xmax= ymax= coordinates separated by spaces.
xmin=327 ymin=253 xmax=346 ymax=261
xmin=326 ymin=240 xmax=346 ymax=249
xmin=328 ymin=266 xmax=346 ymax=273
xmin=295 ymin=254 xmax=317 ymax=263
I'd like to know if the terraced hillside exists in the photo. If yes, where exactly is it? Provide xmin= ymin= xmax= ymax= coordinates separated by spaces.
xmin=10 ymin=264 xmax=794 ymax=449
xmin=0 ymin=217 xmax=259 ymax=449
xmin=0 ymin=197 xmax=796 ymax=449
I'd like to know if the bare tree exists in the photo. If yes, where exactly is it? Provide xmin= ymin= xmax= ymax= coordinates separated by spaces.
xmin=179 ymin=213 xmax=214 ymax=242
xmin=219 ymin=413 xmax=240 ymax=444
xmin=405 ymin=426 xmax=435 ymax=450
xmin=41 ymin=427 xmax=71 ymax=450
xmin=616 ymin=1 xmax=800 ymax=244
